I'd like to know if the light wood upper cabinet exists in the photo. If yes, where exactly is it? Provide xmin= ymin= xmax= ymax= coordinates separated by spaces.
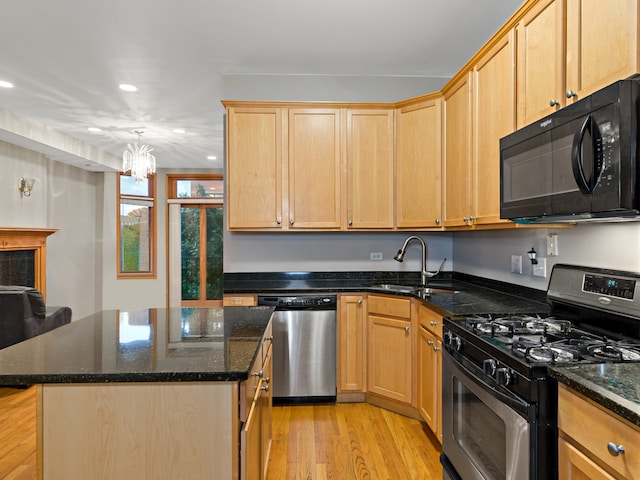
xmin=396 ymin=95 xmax=443 ymax=229
xmin=346 ymin=109 xmax=394 ymax=229
xmin=565 ymin=0 xmax=638 ymax=102
xmin=516 ymin=0 xmax=565 ymax=127
xmin=288 ymin=108 xmax=342 ymax=229
xmin=517 ymin=0 xmax=639 ymax=127
xmin=443 ymin=72 xmax=473 ymax=228
xmin=226 ymin=107 xmax=284 ymax=230
xmin=472 ymin=29 xmax=517 ymax=226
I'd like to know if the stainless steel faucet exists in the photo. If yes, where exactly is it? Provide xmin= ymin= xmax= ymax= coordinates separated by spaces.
xmin=393 ymin=235 xmax=446 ymax=285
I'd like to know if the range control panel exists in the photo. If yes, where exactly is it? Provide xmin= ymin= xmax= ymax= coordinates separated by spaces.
xmin=583 ymin=274 xmax=635 ymax=299
xmin=257 ymin=295 xmax=337 ymax=309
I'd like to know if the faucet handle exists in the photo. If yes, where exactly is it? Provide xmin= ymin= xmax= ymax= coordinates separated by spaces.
xmin=425 ymin=258 xmax=447 ymax=278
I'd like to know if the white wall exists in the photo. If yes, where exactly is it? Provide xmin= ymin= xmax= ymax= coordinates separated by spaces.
xmin=224 ymin=231 xmax=453 ymax=274
xmin=453 ymin=223 xmax=640 ymax=291
xmin=0 ymin=141 xmax=100 ymax=319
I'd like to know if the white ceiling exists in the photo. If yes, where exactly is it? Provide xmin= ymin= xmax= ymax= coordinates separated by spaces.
xmin=0 ymin=0 xmax=521 ymax=172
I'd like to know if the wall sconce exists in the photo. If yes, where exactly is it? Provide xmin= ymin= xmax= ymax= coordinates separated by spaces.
xmin=527 ymin=247 xmax=538 ymax=265
xmin=18 ymin=177 xmax=35 ymax=197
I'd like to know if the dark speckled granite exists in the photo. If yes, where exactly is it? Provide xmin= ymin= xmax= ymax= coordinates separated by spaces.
xmin=549 ymin=364 xmax=640 ymax=428
xmin=0 ymin=306 xmax=274 ymax=385
xmin=224 ymin=271 xmax=549 ymax=317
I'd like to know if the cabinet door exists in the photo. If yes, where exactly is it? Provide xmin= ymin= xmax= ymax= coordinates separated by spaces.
xmin=396 ymin=96 xmax=443 ymax=229
xmin=260 ymin=350 xmax=273 ymax=480
xmin=338 ymin=294 xmax=366 ymax=392
xmin=418 ymin=326 xmax=441 ymax=437
xmin=566 ymin=0 xmax=639 ymax=102
xmin=516 ymin=0 xmax=565 ymax=127
xmin=367 ymin=314 xmax=412 ymax=404
xmin=558 ymin=438 xmax=616 ymax=480
xmin=346 ymin=109 xmax=394 ymax=229
xmin=443 ymin=72 xmax=473 ymax=227
xmin=226 ymin=107 xmax=284 ymax=230
xmin=473 ymin=30 xmax=516 ymax=225
xmin=288 ymin=108 xmax=342 ymax=229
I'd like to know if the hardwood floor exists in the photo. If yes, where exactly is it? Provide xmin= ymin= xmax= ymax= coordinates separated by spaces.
xmin=0 ymin=387 xmax=442 ymax=480
xmin=267 ymin=402 xmax=442 ymax=480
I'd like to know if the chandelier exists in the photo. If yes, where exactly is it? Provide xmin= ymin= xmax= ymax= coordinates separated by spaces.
xmin=122 ymin=130 xmax=156 ymax=183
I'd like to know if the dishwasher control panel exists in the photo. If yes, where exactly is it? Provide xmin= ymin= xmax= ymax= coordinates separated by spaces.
xmin=257 ymin=294 xmax=337 ymax=309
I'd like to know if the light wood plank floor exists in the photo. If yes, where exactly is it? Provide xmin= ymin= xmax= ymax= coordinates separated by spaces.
xmin=0 ymin=387 xmax=441 ymax=480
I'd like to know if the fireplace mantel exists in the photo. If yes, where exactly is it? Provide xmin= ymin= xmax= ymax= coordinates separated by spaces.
xmin=0 ymin=227 xmax=57 ymax=298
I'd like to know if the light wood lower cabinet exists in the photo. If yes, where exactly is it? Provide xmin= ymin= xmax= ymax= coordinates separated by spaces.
xmin=337 ymin=294 xmax=366 ymax=393
xmin=558 ymin=384 xmax=640 ymax=480
xmin=417 ymin=302 xmax=443 ymax=442
xmin=366 ymin=295 xmax=412 ymax=404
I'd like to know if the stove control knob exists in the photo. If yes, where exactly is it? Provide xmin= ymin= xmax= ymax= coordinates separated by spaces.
xmin=483 ymin=359 xmax=497 ymax=377
xmin=453 ymin=336 xmax=463 ymax=352
xmin=443 ymin=331 xmax=453 ymax=347
xmin=497 ymin=368 xmax=513 ymax=386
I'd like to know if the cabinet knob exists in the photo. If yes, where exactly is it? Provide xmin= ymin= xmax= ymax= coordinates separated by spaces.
xmin=348 ymin=220 xmax=353 ymax=226
xmin=263 ymin=376 xmax=270 ymax=384
xmin=357 ymin=299 xmax=362 ymax=305
xmin=404 ymin=325 xmax=410 ymax=333
xmin=566 ymin=90 xmax=578 ymax=98
xmin=261 ymin=384 xmax=269 ymax=392
xmin=463 ymin=217 xmax=468 ymax=222
xmin=290 ymin=218 xmax=294 ymax=226
xmin=427 ymin=340 xmax=434 ymax=345
xmin=252 ymin=370 xmax=263 ymax=378
xmin=607 ymin=442 xmax=625 ymax=456
xmin=430 ymin=321 xmax=438 ymax=326
xmin=435 ymin=218 xmax=440 ymax=225
xmin=433 ymin=345 xmax=440 ymax=351
xmin=549 ymin=99 xmax=560 ymax=107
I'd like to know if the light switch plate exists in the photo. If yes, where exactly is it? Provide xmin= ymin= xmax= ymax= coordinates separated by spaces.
xmin=533 ymin=258 xmax=547 ymax=277
xmin=547 ymin=234 xmax=559 ymax=256
xmin=369 ymin=252 xmax=383 ymax=261
xmin=511 ymin=255 xmax=523 ymax=274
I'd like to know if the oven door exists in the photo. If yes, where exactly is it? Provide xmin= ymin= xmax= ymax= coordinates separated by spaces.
xmin=442 ymin=349 xmax=530 ymax=480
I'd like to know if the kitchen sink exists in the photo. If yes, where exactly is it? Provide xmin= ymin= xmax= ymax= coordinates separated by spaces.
xmin=374 ymin=284 xmax=458 ymax=295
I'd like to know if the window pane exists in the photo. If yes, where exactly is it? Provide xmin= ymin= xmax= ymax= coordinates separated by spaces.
xmin=181 ymin=207 xmax=201 ymax=301
xmin=176 ymin=180 xmax=224 ymax=198
xmin=120 ymin=202 xmax=152 ymax=272
xmin=206 ymin=207 xmax=224 ymax=300
xmin=120 ymin=175 xmax=150 ymax=196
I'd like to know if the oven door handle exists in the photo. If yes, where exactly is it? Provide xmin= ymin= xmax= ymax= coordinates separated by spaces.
xmin=444 ymin=350 xmax=530 ymax=416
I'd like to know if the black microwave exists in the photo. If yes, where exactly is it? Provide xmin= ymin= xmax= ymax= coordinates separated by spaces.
xmin=500 ymin=78 xmax=640 ymax=223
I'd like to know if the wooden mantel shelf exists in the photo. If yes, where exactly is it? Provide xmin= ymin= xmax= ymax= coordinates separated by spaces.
xmin=0 ymin=227 xmax=57 ymax=298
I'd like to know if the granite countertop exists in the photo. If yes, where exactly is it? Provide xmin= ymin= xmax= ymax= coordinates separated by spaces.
xmin=549 ymin=364 xmax=640 ymax=428
xmin=224 ymin=271 xmax=550 ymax=317
xmin=0 ymin=306 xmax=275 ymax=385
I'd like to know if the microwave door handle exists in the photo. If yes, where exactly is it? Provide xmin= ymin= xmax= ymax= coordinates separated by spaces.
xmin=571 ymin=115 xmax=593 ymax=194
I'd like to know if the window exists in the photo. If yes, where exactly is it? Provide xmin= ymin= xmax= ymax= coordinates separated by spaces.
xmin=117 ymin=174 xmax=156 ymax=278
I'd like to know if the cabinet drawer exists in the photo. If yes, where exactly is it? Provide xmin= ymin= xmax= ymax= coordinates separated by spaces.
xmin=418 ymin=302 xmax=443 ymax=338
xmin=558 ymin=385 xmax=640 ymax=479
xmin=367 ymin=294 xmax=411 ymax=319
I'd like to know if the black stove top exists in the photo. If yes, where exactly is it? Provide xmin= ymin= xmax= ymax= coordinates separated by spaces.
xmin=462 ymin=313 xmax=640 ymax=365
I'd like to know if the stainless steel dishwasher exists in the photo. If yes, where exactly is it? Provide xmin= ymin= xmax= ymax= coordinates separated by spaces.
xmin=257 ymin=294 xmax=336 ymax=404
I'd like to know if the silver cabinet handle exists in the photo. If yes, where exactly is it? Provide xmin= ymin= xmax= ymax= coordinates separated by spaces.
xmin=404 ymin=325 xmax=410 ymax=333
xmin=261 ymin=384 xmax=269 ymax=392
xmin=550 ymin=99 xmax=560 ymax=107
xmin=263 ymin=376 xmax=270 ymax=384
xmin=290 ymin=218 xmax=294 ymax=225
xmin=427 ymin=340 xmax=434 ymax=345
xmin=276 ymin=217 xmax=281 ymax=225
xmin=357 ymin=299 xmax=362 ymax=305
xmin=433 ymin=345 xmax=440 ymax=351
xmin=463 ymin=217 xmax=468 ymax=222
xmin=348 ymin=220 xmax=353 ymax=226
xmin=607 ymin=442 xmax=625 ymax=456
xmin=430 ymin=321 xmax=438 ymax=326
xmin=435 ymin=218 xmax=440 ymax=225
xmin=469 ymin=216 xmax=475 ymax=221
xmin=252 ymin=370 xmax=263 ymax=378
xmin=566 ymin=90 xmax=577 ymax=98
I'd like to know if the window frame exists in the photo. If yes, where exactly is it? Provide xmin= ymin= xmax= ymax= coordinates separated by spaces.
xmin=117 ymin=172 xmax=157 ymax=279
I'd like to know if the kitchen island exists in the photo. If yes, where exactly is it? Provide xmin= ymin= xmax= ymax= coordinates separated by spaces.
xmin=0 ymin=306 xmax=275 ymax=480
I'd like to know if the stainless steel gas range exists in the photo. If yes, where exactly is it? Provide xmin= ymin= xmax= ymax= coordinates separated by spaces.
xmin=440 ymin=264 xmax=640 ymax=480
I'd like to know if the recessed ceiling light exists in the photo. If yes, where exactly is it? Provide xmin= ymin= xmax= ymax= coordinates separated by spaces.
xmin=118 ymin=84 xmax=138 ymax=92
xmin=0 ymin=80 xmax=14 ymax=88
xmin=173 ymin=128 xmax=186 ymax=134
xmin=207 ymin=155 xmax=217 ymax=160
xmin=87 ymin=127 xmax=102 ymax=132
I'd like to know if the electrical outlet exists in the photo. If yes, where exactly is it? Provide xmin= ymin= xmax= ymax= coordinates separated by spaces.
xmin=547 ymin=234 xmax=559 ymax=256
xmin=369 ymin=252 xmax=383 ymax=261
xmin=533 ymin=258 xmax=547 ymax=277
xmin=511 ymin=255 xmax=523 ymax=274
